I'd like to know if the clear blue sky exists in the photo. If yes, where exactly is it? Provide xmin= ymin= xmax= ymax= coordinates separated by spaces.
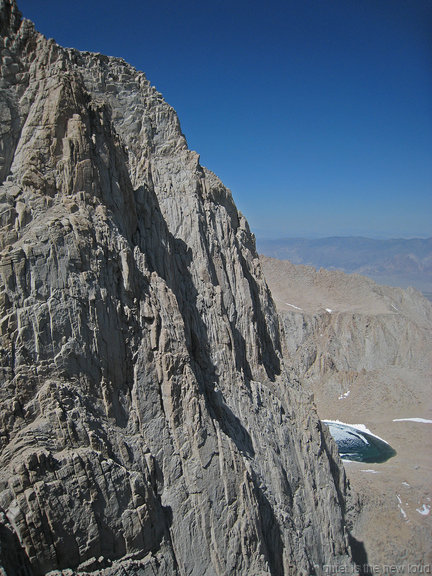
xmin=18 ymin=0 xmax=432 ymax=239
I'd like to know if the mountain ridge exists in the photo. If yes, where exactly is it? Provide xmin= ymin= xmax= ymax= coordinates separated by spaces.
xmin=258 ymin=236 xmax=432 ymax=295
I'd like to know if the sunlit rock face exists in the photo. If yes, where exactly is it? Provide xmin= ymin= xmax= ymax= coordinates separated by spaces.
xmin=0 ymin=2 xmax=354 ymax=574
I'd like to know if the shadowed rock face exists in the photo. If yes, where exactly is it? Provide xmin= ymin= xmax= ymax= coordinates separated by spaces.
xmin=0 ymin=2 xmax=354 ymax=574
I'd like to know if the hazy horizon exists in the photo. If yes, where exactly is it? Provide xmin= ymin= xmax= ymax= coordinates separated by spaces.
xmin=19 ymin=0 xmax=432 ymax=239
xmin=254 ymin=231 xmax=432 ymax=242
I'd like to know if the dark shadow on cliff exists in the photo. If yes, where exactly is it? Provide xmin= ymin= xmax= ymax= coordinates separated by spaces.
xmin=237 ymin=249 xmax=282 ymax=381
xmin=250 ymin=470 xmax=285 ymax=576
xmin=319 ymin=422 xmax=371 ymax=575
xmin=348 ymin=534 xmax=372 ymax=576
xmin=0 ymin=522 xmax=33 ymax=576
xmin=209 ymin=386 xmax=255 ymax=456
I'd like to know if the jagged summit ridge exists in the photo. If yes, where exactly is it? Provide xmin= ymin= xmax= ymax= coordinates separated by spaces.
xmin=0 ymin=3 xmax=354 ymax=575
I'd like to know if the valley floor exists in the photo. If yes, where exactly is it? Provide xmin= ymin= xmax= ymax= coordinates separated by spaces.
xmin=322 ymin=396 xmax=432 ymax=569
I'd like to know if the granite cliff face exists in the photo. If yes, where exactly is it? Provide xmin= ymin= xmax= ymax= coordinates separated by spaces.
xmin=0 ymin=2 xmax=354 ymax=574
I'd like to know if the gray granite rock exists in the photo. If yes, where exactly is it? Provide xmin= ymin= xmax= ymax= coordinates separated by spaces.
xmin=0 ymin=2 xmax=355 ymax=574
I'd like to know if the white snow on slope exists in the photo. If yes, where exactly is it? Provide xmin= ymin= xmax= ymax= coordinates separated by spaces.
xmin=416 ymin=504 xmax=430 ymax=516
xmin=397 ymin=495 xmax=408 ymax=520
xmin=393 ymin=418 xmax=432 ymax=424
xmin=285 ymin=302 xmax=303 ymax=311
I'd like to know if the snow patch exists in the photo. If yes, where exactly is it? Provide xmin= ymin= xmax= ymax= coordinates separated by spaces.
xmin=416 ymin=504 xmax=430 ymax=516
xmin=325 ymin=308 xmax=333 ymax=313
xmin=285 ymin=302 xmax=303 ymax=311
xmin=361 ymin=469 xmax=380 ymax=474
xmin=393 ymin=418 xmax=432 ymax=424
xmin=397 ymin=495 xmax=408 ymax=520
xmin=338 ymin=390 xmax=350 ymax=400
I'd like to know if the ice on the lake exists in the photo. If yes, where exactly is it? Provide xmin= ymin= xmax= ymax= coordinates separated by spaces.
xmin=322 ymin=420 xmax=396 ymax=463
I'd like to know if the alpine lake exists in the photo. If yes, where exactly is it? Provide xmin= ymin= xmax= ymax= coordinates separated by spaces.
xmin=323 ymin=421 xmax=396 ymax=463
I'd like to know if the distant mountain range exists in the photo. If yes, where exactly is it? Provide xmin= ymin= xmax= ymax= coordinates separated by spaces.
xmin=257 ymin=236 xmax=432 ymax=296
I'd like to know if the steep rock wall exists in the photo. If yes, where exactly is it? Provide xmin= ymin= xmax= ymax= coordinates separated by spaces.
xmin=0 ymin=3 xmax=353 ymax=574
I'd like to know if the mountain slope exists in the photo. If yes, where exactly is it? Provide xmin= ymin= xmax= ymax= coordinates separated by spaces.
xmin=0 ymin=2 xmax=354 ymax=574
xmin=261 ymin=255 xmax=432 ymax=566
